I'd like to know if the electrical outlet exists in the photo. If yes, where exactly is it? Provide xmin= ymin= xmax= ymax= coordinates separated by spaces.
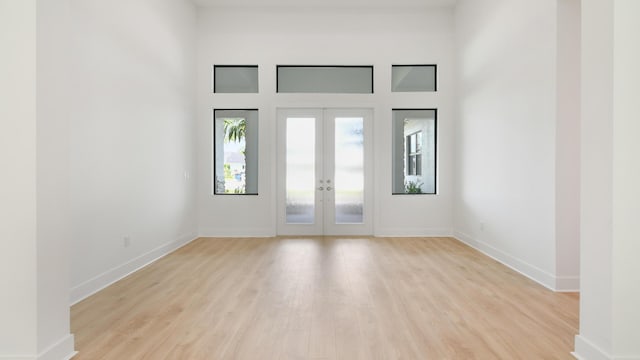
xmin=123 ymin=236 xmax=131 ymax=248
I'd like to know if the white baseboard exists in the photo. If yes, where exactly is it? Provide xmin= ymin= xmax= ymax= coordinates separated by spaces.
xmin=556 ymin=275 xmax=580 ymax=292
xmin=573 ymin=335 xmax=611 ymax=360
xmin=0 ymin=334 xmax=76 ymax=360
xmin=199 ymin=227 xmax=453 ymax=238
xmin=374 ymin=227 xmax=453 ymax=237
xmin=38 ymin=334 xmax=76 ymax=360
xmin=70 ymin=232 xmax=198 ymax=305
xmin=574 ymin=334 xmax=640 ymax=360
xmin=453 ymin=230 xmax=558 ymax=291
xmin=198 ymin=227 xmax=275 ymax=237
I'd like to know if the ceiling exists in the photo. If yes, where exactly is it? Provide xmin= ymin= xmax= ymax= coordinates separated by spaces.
xmin=192 ymin=0 xmax=457 ymax=9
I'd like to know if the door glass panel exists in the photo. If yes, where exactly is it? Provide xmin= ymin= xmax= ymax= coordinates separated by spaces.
xmin=334 ymin=117 xmax=364 ymax=224
xmin=286 ymin=117 xmax=316 ymax=224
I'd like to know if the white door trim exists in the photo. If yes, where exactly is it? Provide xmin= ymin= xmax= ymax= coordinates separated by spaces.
xmin=276 ymin=108 xmax=373 ymax=236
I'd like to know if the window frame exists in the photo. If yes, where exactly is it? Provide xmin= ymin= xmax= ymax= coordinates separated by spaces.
xmin=213 ymin=65 xmax=259 ymax=94
xmin=276 ymin=65 xmax=374 ymax=94
xmin=391 ymin=64 xmax=438 ymax=92
xmin=391 ymin=108 xmax=438 ymax=195
xmin=213 ymin=108 xmax=259 ymax=196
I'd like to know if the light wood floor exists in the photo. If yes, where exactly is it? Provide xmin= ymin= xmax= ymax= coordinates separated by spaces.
xmin=71 ymin=237 xmax=579 ymax=359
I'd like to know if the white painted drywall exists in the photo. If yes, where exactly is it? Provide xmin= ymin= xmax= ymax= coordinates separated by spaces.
xmin=611 ymin=1 xmax=640 ymax=355
xmin=36 ymin=0 xmax=77 ymax=357
xmin=68 ymin=0 xmax=198 ymax=303
xmin=196 ymin=7 xmax=455 ymax=236
xmin=575 ymin=0 xmax=615 ymax=356
xmin=0 ymin=0 xmax=38 ymax=356
xmin=576 ymin=0 xmax=640 ymax=358
xmin=555 ymin=0 xmax=581 ymax=291
xmin=1 ymin=1 xmax=76 ymax=358
xmin=454 ymin=0 xmax=560 ymax=288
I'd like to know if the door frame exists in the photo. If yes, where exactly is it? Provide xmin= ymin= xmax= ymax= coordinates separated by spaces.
xmin=276 ymin=108 xmax=374 ymax=236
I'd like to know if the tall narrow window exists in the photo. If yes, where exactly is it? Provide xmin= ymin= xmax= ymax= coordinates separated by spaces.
xmin=392 ymin=109 xmax=437 ymax=194
xmin=213 ymin=109 xmax=259 ymax=194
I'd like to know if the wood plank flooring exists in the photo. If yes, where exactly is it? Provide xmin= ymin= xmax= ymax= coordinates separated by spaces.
xmin=71 ymin=237 xmax=579 ymax=359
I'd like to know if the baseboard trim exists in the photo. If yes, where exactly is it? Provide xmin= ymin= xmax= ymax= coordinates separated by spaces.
xmin=70 ymin=232 xmax=198 ymax=305
xmin=574 ymin=335 xmax=640 ymax=360
xmin=453 ymin=230 xmax=557 ymax=291
xmin=0 ymin=334 xmax=76 ymax=360
xmin=556 ymin=275 xmax=580 ymax=292
xmin=198 ymin=227 xmax=275 ymax=237
xmin=374 ymin=227 xmax=453 ymax=237
xmin=38 ymin=334 xmax=76 ymax=360
xmin=573 ymin=335 xmax=611 ymax=360
xmin=198 ymin=228 xmax=453 ymax=238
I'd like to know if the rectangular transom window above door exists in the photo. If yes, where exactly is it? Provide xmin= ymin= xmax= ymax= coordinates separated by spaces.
xmin=277 ymin=66 xmax=374 ymax=94
xmin=392 ymin=65 xmax=437 ymax=92
xmin=213 ymin=65 xmax=259 ymax=93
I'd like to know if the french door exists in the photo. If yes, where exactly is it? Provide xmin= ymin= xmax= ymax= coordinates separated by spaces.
xmin=276 ymin=108 xmax=373 ymax=235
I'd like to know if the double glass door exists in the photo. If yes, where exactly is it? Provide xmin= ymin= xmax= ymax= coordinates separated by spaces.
xmin=276 ymin=108 xmax=373 ymax=235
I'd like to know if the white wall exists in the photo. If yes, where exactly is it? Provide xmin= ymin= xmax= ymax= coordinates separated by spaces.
xmin=0 ymin=1 xmax=38 ymax=356
xmin=68 ymin=0 xmax=198 ymax=304
xmin=36 ymin=0 xmax=77 ymax=357
xmin=575 ymin=0 xmax=640 ymax=358
xmin=1 ymin=1 xmax=76 ymax=358
xmin=454 ymin=0 xmax=580 ymax=291
xmin=196 ymin=6 xmax=455 ymax=236
xmin=555 ymin=0 xmax=581 ymax=292
xmin=575 ymin=0 xmax=614 ymax=354
xmin=611 ymin=1 xmax=640 ymax=354
xmin=454 ymin=0 xmax=558 ymax=288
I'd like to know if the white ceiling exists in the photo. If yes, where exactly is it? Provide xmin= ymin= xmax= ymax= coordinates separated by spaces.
xmin=192 ymin=0 xmax=456 ymax=9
